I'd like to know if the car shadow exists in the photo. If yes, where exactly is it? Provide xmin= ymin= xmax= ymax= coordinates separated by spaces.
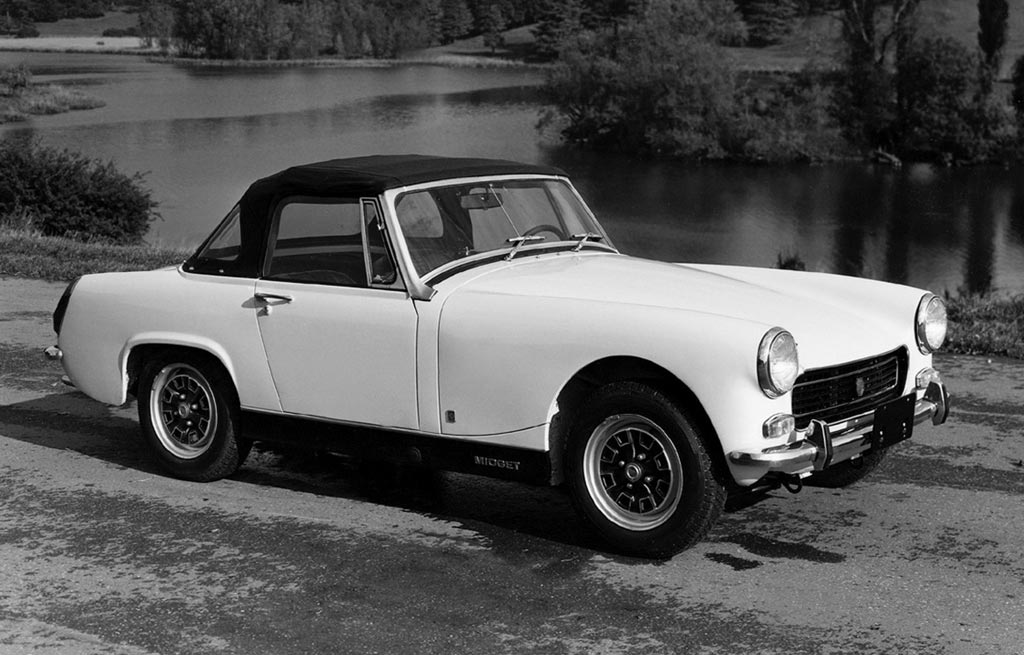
xmin=0 ymin=391 xmax=611 ymax=557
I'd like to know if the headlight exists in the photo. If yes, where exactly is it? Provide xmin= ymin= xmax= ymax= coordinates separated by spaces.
xmin=915 ymin=293 xmax=947 ymax=354
xmin=757 ymin=327 xmax=799 ymax=398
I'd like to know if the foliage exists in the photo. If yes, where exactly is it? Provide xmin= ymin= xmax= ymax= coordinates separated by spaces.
xmin=895 ymin=36 xmax=981 ymax=161
xmin=833 ymin=0 xmax=921 ymax=152
xmin=977 ymin=0 xmax=1008 ymax=97
xmin=167 ymin=0 xmax=441 ymax=59
xmin=543 ymin=0 xmax=739 ymax=159
xmin=542 ymin=0 xmax=857 ymax=163
xmin=0 ymin=64 xmax=31 ymax=97
xmin=438 ymin=0 xmax=472 ymax=45
xmin=0 ymin=0 xmax=113 ymax=23
xmin=944 ymin=293 xmax=1024 ymax=359
xmin=1012 ymin=55 xmax=1024 ymax=130
xmin=725 ymin=71 xmax=848 ymax=161
xmin=102 ymin=26 xmax=139 ymax=36
xmin=736 ymin=0 xmax=797 ymax=46
xmin=0 ymin=228 xmax=190 ymax=281
xmin=0 ymin=140 xmax=157 ymax=244
xmin=532 ymin=0 xmax=586 ymax=60
xmin=138 ymin=0 xmax=174 ymax=50
xmin=481 ymin=2 xmax=506 ymax=53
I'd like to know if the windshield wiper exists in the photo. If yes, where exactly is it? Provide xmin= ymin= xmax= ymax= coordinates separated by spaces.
xmin=505 ymin=235 xmax=545 ymax=261
xmin=571 ymin=233 xmax=605 ymax=251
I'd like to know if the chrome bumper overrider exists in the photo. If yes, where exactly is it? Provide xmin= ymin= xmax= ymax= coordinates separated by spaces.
xmin=729 ymin=381 xmax=950 ymax=477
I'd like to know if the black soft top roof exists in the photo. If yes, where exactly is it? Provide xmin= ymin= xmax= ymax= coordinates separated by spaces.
xmin=188 ymin=155 xmax=566 ymax=277
xmin=244 ymin=155 xmax=564 ymax=200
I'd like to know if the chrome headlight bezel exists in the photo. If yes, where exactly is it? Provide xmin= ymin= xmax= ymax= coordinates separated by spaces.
xmin=915 ymin=293 xmax=947 ymax=355
xmin=757 ymin=327 xmax=800 ymax=399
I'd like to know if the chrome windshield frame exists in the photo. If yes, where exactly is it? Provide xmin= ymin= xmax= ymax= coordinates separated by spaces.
xmin=379 ymin=174 xmax=615 ymax=301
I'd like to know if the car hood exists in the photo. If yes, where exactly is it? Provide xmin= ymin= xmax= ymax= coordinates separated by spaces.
xmin=441 ymin=252 xmax=924 ymax=366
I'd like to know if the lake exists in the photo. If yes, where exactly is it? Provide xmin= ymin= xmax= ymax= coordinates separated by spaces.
xmin=4 ymin=51 xmax=1024 ymax=296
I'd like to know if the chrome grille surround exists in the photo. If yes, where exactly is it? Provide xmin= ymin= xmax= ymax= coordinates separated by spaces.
xmin=792 ymin=348 xmax=908 ymax=429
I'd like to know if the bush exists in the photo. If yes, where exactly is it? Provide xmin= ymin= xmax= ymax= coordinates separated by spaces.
xmin=1012 ymin=55 xmax=1024 ymax=130
xmin=895 ymin=36 xmax=982 ymax=161
xmin=0 ymin=65 xmax=31 ymax=97
xmin=0 ymin=141 xmax=158 ymax=244
xmin=102 ymin=27 xmax=140 ymax=37
xmin=543 ymin=1 xmax=739 ymax=159
xmin=16 ymin=23 xmax=40 ymax=38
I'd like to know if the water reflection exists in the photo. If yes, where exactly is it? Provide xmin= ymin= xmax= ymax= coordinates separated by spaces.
xmin=3 ymin=51 xmax=1024 ymax=295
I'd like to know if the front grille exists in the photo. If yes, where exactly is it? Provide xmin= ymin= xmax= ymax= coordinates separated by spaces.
xmin=792 ymin=348 xmax=907 ymax=429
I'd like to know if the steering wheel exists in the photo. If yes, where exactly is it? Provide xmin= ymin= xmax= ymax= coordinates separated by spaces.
xmin=523 ymin=224 xmax=566 ymax=241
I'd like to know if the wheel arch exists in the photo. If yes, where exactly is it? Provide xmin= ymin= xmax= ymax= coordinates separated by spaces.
xmin=124 ymin=336 xmax=238 ymax=400
xmin=547 ymin=356 xmax=729 ymax=487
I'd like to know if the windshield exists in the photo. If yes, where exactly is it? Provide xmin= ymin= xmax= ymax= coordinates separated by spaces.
xmin=394 ymin=178 xmax=610 ymax=277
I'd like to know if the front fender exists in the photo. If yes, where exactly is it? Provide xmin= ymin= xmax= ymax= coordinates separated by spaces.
xmin=436 ymin=291 xmax=776 ymax=456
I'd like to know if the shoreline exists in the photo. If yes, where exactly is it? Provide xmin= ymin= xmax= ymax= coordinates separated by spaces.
xmin=0 ymin=36 xmax=544 ymax=70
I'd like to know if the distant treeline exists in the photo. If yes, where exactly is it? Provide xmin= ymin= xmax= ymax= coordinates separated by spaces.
xmin=132 ymin=0 xmax=542 ymax=59
xmin=141 ymin=0 xmax=840 ymax=61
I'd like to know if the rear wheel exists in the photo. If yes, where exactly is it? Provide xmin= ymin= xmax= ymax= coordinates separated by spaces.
xmin=137 ymin=352 xmax=247 ymax=481
xmin=566 ymin=382 xmax=726 ymax=558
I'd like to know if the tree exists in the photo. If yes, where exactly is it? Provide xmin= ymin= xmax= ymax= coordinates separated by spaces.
xmin=138 ymin=0 xmax=175 ymax=51
xmin=977 ymin=0 xmax=1008 ymax=97
xmin=543 ymin=0 xmax=738 ymax=158
xmin=736 ymin=0 xmax=797 ymax=46
xmin=438 ymin=0 xmax=472 ymax=44
xmin=833 ymin=0 xmax=922 ymax=151
xmin=896 ymin=35 xmax=980 ymax=160
xmin=1011 ymin=55 xmax=1024 ymax=132
xmin=481 ymin=2 xmax=505 ymax=53
xmin=531 ymin=0 xmax=586 ymax=60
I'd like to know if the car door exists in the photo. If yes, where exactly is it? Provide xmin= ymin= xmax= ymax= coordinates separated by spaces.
xmin=254 ymin=197 xmax=420 ymax=430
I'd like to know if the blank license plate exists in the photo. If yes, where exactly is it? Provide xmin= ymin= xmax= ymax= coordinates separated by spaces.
xmin=871 ymin=393 xmax=916 ymax=450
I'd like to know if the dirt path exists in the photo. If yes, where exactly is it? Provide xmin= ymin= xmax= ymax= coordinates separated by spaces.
xmin=2 ymin=276 xmax=1023 ymax=654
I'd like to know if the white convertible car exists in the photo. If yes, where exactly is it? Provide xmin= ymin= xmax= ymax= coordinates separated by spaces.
xmin=49 ymin=155 xmax=950 ymax=557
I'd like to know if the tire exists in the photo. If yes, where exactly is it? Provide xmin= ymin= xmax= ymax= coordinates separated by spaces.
xmin=137 ymin=352 xmax=247 ymax=482
xmin=806 ymin=449 xmax=887 ymax=488
xmin=566 ymin=381 xmax=727 ymax=559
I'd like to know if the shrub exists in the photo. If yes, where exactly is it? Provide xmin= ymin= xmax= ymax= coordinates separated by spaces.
xmin=1012 ymin=55 xmax=1024 ymax=131
xmin=736 ymin=0 xmax=798 ymax=46
xmin=543 ymin=3 xmax=737 ymax=158
xmin=896 ymin=36 xmax=982 ymax=161
xmin=0 ymin=65 xmax=31 ymax=96
xmin=16 ymin=23 xmax=40 ymax=38
xmin=0 ymin=141 xmax=158 ymax=244
xmin=102 ymin=27 xmax=141 ymax=37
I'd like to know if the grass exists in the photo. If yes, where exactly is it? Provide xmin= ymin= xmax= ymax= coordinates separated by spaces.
xmin=944 ymin=294 xmax=1024 ymax=359
xmin=0 ymin=229 xmax=191 ymax=282
xmin=0 ymin=84 xmax=105 ymax=123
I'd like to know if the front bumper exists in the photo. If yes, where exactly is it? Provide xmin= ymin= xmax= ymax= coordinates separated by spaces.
xmin=729 ymin=380 xmax=950 ymax=478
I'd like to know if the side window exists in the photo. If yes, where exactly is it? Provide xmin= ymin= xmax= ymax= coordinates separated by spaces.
xmin=266 ymin=199 xmax=368 ymax=287
xmin=193 ymin=204 xmax=242 ymax=269
xmin=362 ymin=201 xmax=399 ymax=286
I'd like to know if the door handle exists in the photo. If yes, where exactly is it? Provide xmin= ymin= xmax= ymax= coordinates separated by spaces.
xmin=255 ymin=292 xmax=293 ymax=303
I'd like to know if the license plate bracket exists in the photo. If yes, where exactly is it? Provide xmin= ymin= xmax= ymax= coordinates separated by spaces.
xmin=870 ymin=393 xmax=916 ymax=451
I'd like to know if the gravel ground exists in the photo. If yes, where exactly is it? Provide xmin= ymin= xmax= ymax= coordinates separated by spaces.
xmin=2 ymin=277 xmax=1022 ymax=655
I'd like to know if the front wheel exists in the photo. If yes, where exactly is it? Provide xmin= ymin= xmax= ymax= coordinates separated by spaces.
xmin=137 ymin=352 xmax=247 ymax=482
xmin=566 ymin=382 xmax=727 ymax=558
